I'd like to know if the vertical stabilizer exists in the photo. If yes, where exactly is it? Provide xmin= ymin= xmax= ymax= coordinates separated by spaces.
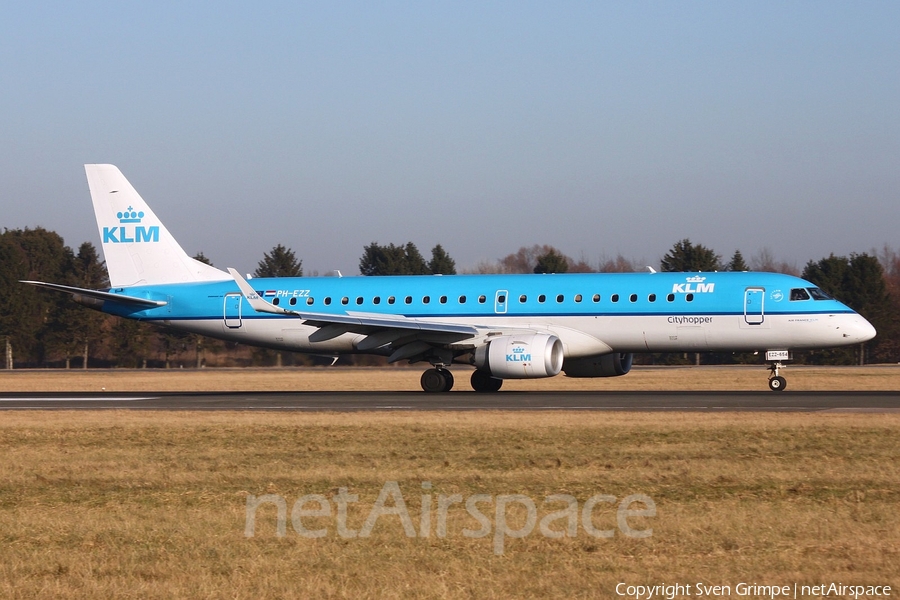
xmin=85 ymin=164 xmax=229 ymax=287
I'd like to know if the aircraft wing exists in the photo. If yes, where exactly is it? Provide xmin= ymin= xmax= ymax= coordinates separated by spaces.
xmin=20 ymin=281 xmax=168 ymax=307
xmin=227 ymin=268 xmax=479 ymax=336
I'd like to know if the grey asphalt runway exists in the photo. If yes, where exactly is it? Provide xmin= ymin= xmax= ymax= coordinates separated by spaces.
xmin=0 ymin=391 xmax=898 ymax=411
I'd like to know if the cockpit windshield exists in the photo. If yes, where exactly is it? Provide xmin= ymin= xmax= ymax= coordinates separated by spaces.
xmin=790 ymin=287 xmax=834 ymax=301
xmin=807 ymin=287 xmax=832 ymax=300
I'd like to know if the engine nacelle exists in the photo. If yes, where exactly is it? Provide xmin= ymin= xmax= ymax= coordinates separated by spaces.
xmin=563 ymin=352 xmax=633 ymax=378
xmin=473 ymin=333 xmax=564 ymax=379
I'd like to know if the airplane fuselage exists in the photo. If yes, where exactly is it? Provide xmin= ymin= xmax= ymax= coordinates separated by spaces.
xmin=100 ymin=271 xmax=874 ymax=358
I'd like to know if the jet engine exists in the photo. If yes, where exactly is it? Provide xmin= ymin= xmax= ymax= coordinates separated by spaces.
xmin=473 ymin=333 xmax=564 ymax=379
xmin=562 ymin=352 xmax=633 ymax=378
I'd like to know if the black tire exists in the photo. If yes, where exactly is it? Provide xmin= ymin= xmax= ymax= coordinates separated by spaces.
xmin=442 ymin=369 xmax=454 ymax=392
xmin=471 ymin=369 xmax=503 ymax=392
xmin=421 ymin=368 xmax=452 ymax=393
xmin=768 ymin=376 xmax=787 ymax=392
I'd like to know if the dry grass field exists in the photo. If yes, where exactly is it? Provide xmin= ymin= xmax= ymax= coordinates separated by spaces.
xmin=0 ymin=409 xmax=898 ymax=599
xmin=1 ymin=367 xmax=898 ymax=598
xmin=1 ymin=364 xmax=900 ymax=392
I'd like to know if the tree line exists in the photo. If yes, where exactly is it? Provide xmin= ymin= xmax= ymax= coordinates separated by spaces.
xmin=2 ymin=228 xmax=898 ymax=368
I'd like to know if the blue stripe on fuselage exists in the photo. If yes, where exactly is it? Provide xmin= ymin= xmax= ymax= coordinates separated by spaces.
xmin=98 ymin=272 xmax=855 ymax=322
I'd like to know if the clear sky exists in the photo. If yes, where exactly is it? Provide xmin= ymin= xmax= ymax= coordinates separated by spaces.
xmin=2 ymin=1 xmax=898 ymax=276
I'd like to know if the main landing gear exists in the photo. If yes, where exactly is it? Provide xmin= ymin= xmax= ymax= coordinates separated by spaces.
xmin=765 ymin=350 xmax=791 ymax=392
xmin=421 ymin=368 xmax=454 ymax=393
xmin=419 ymin=368 xmax=503 ymax=393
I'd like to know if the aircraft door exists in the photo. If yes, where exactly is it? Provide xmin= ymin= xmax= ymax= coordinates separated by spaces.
xmin=744 ymin=287 xmax=764 ymax=325
xmin=494 ymin=290 xmax=508 ymax=314
xmin=224 ymin=293 xmax=242 ymax=328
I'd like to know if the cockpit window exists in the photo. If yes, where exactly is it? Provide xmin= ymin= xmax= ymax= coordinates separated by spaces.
xmin=790 ymin=288 xmax=810 ymax=301
xmin=807 ymin=287 xmax=832 ymax=300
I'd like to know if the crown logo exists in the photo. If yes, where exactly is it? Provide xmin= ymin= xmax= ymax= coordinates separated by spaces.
xmin=117 ymin=206 xmax=144 ymax=223
xmin=686 ymin=276 xmax=706 ymax=283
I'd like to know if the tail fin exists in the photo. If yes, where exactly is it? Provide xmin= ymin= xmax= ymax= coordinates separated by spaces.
xmin=85 ymin=164 xmax=230 ymax=287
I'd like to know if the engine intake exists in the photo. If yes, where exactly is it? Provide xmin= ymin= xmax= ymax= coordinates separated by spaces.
xmin=473 ymin=333 xmax=564 ymax=379
xmin=563 ymin=352 xmax=633 ymax=378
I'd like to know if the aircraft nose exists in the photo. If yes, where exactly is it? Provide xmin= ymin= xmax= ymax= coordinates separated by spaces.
xmin=845 ymin=315 xmax=877 ymax=343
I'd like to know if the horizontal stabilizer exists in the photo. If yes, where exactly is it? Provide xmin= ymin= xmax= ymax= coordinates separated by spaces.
xmin=21 ymin=281 xmax=167 ymax=307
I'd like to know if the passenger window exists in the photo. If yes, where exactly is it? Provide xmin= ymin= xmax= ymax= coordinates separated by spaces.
xmin=666 ymin=294 xmax=674 ymax=302
xmin=574 ymin=294 xmax=582 ymax=303
xmin=440 ymin=296 xmax=447 ymax=304
xmin=686 ymin=293 xmax=694 ymax=302
xmin=629 ymin=294 xmax=637 ymax=302
xmin=341 ymin=297 xmax=349 ymax=305
xmin=477 ymin=295 xmax=484 ymax=303
xmin=556 ymin=294 xmax=564 ymax=303
xmin=538 ymin=294 xmax=546 ymax=303
xmin=611 ymin=294 xmax=619 ymax=303
xmin=356 ymin=297 xmax=363 ymax=305
xmin=519 ymin=295 xmax=527 ymax=303
xmin=273 ymin=298 xmax=280 ymax=306
xmin=289 ymin=297 xmax=297 ymax=306
xmin=790 ymin=288 xmax=811 ymax=301
xmin=324 ymin=297 xmax=332 ymax=306
xmin=388 ymin=296 xmax=395 ymax=305
xmin=592 ymin=294 xmax=600 ymax=302
xmin=307 ymin=297 xmax=314 ymax=305
xmin=405 ymin=296 xmax=412 ymax=304
xmin=422 ymin=296 xmax=430 ymax=304
xmin=648 ymin=294 xmax=656 ymax=302
xmin=373 ymin=297 xmax=381 ymax=305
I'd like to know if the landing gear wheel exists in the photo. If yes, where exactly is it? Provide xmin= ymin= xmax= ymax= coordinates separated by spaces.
xmin=442 ymin=370 xmax=454 ymax=391
xmin=421 ymin=368 xmax=453 ymax=393
xmin=768 ymin=376 xmax=787 ymax=392
xmin=471 ymin=369 xmax=503 ymax=392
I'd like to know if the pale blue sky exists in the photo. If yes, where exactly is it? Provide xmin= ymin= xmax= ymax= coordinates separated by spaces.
xmin=2 ymin=1 xmax=898 ymax=275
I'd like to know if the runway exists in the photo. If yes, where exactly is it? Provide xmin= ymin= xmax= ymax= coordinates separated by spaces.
xmin=0 ymin=391 xmax=898 ymax=411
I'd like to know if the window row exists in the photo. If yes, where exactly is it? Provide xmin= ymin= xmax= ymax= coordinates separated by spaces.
xmin=269 ymin=292 xmax=695 ymax=307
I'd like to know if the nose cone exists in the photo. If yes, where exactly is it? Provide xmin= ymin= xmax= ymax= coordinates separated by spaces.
xmin=846 ymin=315 xmax=877 ymax=343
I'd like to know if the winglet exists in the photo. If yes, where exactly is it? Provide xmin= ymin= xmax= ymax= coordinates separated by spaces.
xmin=227 ymin=268 xmax=300 ymax=316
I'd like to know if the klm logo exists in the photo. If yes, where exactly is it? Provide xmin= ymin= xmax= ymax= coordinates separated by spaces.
xmin=672 ymin=276 xmax=715 ymax=294
xmin=103 ymin=207 xmax=159 ymax=244
xmin=506 ymin=346 xmax=531 ymax=362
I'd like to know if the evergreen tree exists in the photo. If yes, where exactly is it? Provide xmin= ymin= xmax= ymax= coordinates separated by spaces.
xmin=193 ymin=252 xmax=213 ymax=266
xmin=0 ymin=228 xmax=75 ymax=365
xmin=660 ymin=239 xmax=721 ymax=272
xmin=65 ymin=242 xmax=109 ymax=367
xmin=802 ymin=253 xmax=891 ymax=364
xmin=534 ymin=248 xmax=570 ymax=274
xmin=254 ymin=244 xmax=303 ymax=277
xmin=428 ymin=244 xmax=456 ymax=275
xmin=499 ymin=245 xmax=570 ymax=274
xmin=726 ymin=250 xmax=749 ymax=271
xmin=359 ymin=242 xmax=429 ymax=275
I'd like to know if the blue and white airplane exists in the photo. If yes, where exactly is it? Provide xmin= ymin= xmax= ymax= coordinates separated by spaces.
xmin=24 ymin=165 xmax=876 ymax=392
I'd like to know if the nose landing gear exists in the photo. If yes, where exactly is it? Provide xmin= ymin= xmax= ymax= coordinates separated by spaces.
xmin=765 ymin=350 xmax=791 ymax=392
